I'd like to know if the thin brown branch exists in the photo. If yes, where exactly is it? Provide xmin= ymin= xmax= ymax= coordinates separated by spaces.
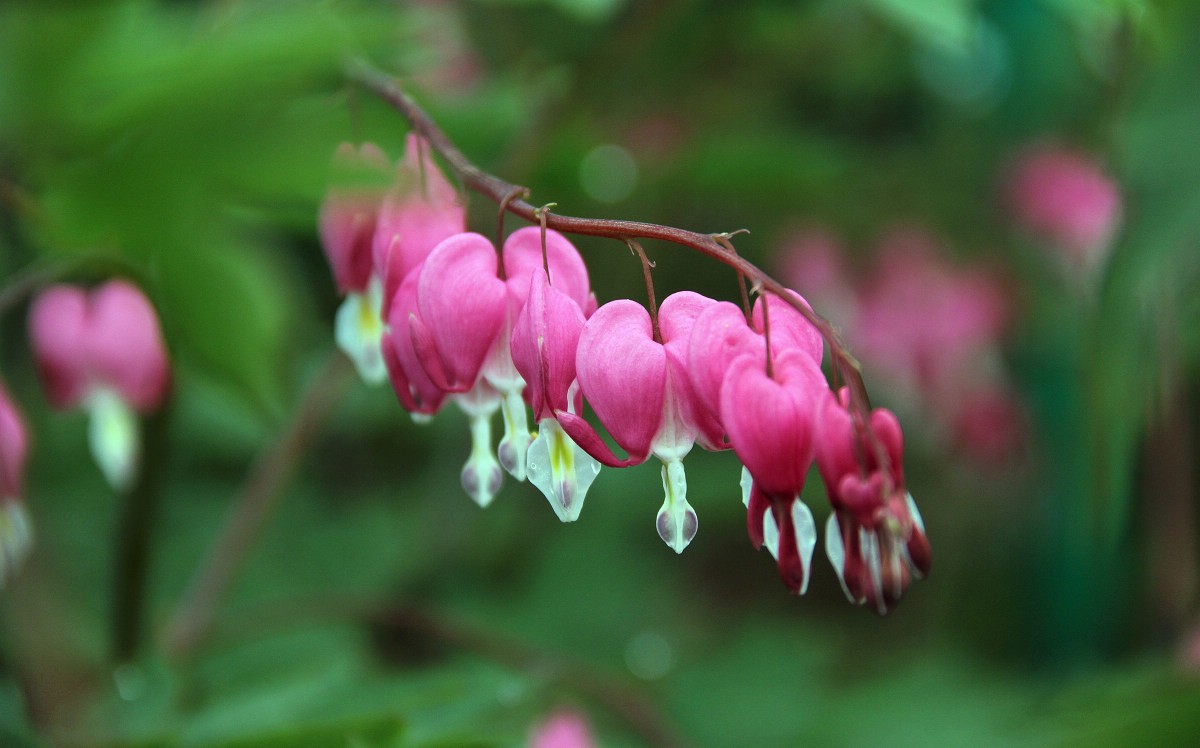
xmin=346 ymin=61 xmax=876 ymax=423
xmin=627 ymin=239 xmax=661 ymax=343
xmin=162 ymin=354 xmax=354 ymax=658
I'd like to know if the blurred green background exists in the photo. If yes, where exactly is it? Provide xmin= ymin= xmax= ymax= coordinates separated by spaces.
xmin=3 ymin=0 xmax=1200 ymax=745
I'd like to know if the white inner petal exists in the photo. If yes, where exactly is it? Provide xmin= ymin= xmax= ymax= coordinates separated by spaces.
xmin=526 ymin=418 xmax=600 ymax=523
xmin=791 ymin=497 xmax=817 ymax=595
xmin=762 ymin=507 xmax=780 ymax=561
xmin=86 ymin=389 xmax=140 ymax=493
xmin=861 ymin=527 xmax=886 ymax=615
xmin=461 ymin=412 xmax=503 ymax=508
xmin=739 ymin=465 xmax=753 ymax=508
xmin=825 ymin=512 xmax=855 ymax=603
xmin=497 ymin=389 xmax=532 ymax=482
xmin=334 ymin=278 xmax=388 ymax=385
xmin=655 ymin=459 xmax=698 ymax=554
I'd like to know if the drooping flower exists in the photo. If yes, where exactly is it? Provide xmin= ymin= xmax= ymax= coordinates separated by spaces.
xmin=0 ymin=379 xmax=33 ymax=585
xmin=1003 ymin=144 xmax=1122 ymax=273
xmin=407 ymin=232 xmax=508 ymax=506
xmin=319 ymin=142 xmax=392 ymax=384
xmin=721 ymin=349 xmax=826 ymax=593
xmin=372 ymin=134 xmax=467 ymax=317
xmin=815 ymin=388 xmax=931 ymax=614
xmin=557 ymin=292 xmax=719 ymax=552
xmin=406 ymin=228 xmax=595 ymax=507
xmin=28 ymin=280 xmax=170 ymax=492
xmin=686 ymin=292 xmax=823 ymax=451
xmin=510 ymin=267 xmax=599 ymax=522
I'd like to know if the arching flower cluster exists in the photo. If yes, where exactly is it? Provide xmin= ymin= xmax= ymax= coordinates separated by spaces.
xmin=320 ymin=138 xmax=931 ymax=608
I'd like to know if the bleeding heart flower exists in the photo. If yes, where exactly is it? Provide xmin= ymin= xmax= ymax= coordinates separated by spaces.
xmin=407 ymin=228 xmax=596 ymax=507
xmin=372 ymin=134 xmax=467 ymax=317
xmin=28 ymin=281 xmax=170 ymax=492
xmin=0 ymin=378 xmax=33 ymax=586
xmin=721 ymin=348 xmax=826 ymax=593
xmin=558 ymin=293 xmax=715 ymax=552
xmin=319 ymin=142 xmax=393 ymax=385
xmin=815 ymin=388 xmax=931 ymax=614
xmin=510 ymin=267 xmax=599 ymax=522
xmin=687 ymin=291 xmax=822 ymax=451
xmin=1003 ymin=144 xmax=1122 ymax=273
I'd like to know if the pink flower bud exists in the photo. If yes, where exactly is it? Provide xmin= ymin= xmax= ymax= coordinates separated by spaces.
xmin=511 ymin=268 xmax=585 ymax=424
xmin=816 ymin=389 xmax=930 ymax=614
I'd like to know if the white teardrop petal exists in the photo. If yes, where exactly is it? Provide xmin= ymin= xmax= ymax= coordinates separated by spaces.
xmin=87 ymin=389 xmax=140 ymax=493
xmin=791 ymin=497 xmax=817 ymax=595
xmin=334 ymin=279 xmax=388 ymax=385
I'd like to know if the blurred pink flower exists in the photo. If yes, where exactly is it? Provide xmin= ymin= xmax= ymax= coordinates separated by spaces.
xmin=853 ymin=228 xmax=1009 ymax=404
xmin=0 ymin=379 xmax=32 ymax=583
xmin=0 ymin=379 xmax=28 ymax=504
xmin=28 ymin=280 xmax=169 ymax=492
xmin=1004 ymin=145 xmax=1122 ymax=269
xmin=777 ymin=227 xmax=857 ymax=329
xmin=320 ymin=142 xmax=390 ymax=296
xmin=530 ymin=709 xmax=595 ymax=748
xmin=29 ymin=281 xmax=170 ymax=414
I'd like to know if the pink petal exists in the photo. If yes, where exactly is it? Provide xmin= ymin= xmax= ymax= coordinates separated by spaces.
xmin=84 ymin=281 xmax=170 ymax=412
xmin=575 ymin=300 xmax=665 ymax=463
xmin=28 ymin=284 xmax=90 ymax=409
xmin=382 ymin=272 xmax=447 ymax=415
xmin=554 ymin=410 xmax=641 ymax=468
xmin=319 ymin=142 xmax=389 ymax=294
xmin=416 ymin=233 xmax=507 ymax=390
xmin=0 ymin=379 xmax=28 ymax=500
xmin=373 ymin=135 xmax=465 ymax=317
xmin=751 ymin=290 xmax=823 ymax=364
xmin=659 ymin=291 xmax=723 ymax=450
xmin=502 ymin=227 xmax=592 ymax=314
xmin=511 ymin=269 xmax=585 ymax=422
xmin=686 ymin=300 xmax=762 ymax=438
xmin=719 ymin=350 xmax=822 ymax=496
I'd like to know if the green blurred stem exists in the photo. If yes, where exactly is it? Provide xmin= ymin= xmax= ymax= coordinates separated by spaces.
xmin=162 ymin=354 xmax=354 ymax=658
xmin=112 ymin=399 xmax=172 ymax=663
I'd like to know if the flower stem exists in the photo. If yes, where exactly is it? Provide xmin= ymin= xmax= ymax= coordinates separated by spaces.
xmin=111 ymin=400 xmax=171 ymax=663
